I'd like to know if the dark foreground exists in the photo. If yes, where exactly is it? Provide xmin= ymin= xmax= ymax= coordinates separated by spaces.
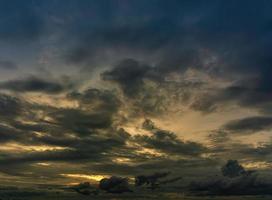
xmin=0 ymin=188 xmax=272 ymax=200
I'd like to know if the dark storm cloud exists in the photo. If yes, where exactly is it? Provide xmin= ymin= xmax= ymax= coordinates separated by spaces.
xmin=36 ymin=128 xmax=130 ymax=153
xmin=85 ymin=0 xmax=272 ymax=116
xmin=224 ymin=84 xmax=272 ymax=113
xmin=0 ymin=87 xmax=128 ymax=174
xmin=67 ymin=88 xmax=120 ymax=113
xmin=0 ymin=89 xmax=128 ymax=167
xmin=50 ymin=109 xmax=112 ymax=135
xmin=48 ymin=89 xmax=120 ymax=135
xmin=135 ymin=120 xmax=206 ymax=156
xmin=101 ymin=58 xmax=204 ymax=116
xmin=0 ymin=128 xmax=131 ymax=166
xmin=223 ymin=116 xmax=272 ymax=134
xmin=0 ymin=76 xmax=72 ymax=94
xmin=91 ymin=0 xmax=272 ymax=116
xmin=10 ymin=120 xmax=58 ymax=134
xmin=207 ymin=128 xmax=272 ymax=163
xmin=0 ymin=93 xmax=21 ymax=117
xmin=65 ymin=19 xmax=184 ymax=69
xmin=101 ymin=59 xmax=155 ymax=96
xmin=61 ymin=0 xmax=272 ymax=76
xmin=1 ymin=0 xmax=272 ymax=83
xmin=2 ymin=0 xmax=271 ymax=112
xmin=191 ymin=80 xmax=272 ymax=113
xmin=0 ymin=108 xmax=209 ymax=178
xmin=135 ymin=130 xmax=205 ymax=156
xmin=40 ymin=88 xmax=122 ymax=135
xmin=0 ymin=124 xmax=21 ymax=143
xmin=0 ymin=149 xmax=91 ymax=165
xmin=1 ymin=0 xmax=272 ymax=188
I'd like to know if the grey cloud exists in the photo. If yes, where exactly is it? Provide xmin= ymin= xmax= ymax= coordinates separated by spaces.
xmin=0 ymin=93 xmax=22 ymax=118
xmin=0 ymin=76 xmax=72 ymax=94
xmin=101 ymin=59 xmax=203 ymax=116
xmin=50 ymin=108 xmax=113 ymax=136
xmin=134 ymin=130 xmax=206 ymax=156
xmin=0 ymin=131 xmax=129 ymax=165
xmin=238 ymin=143 xmax=272 ymax=161
xmin=223 ymin=116 xmax=272 ymax=134
xmin=191 ymin=81 xmax=272 ymax=114
xmin=67 ymin=88 xmax=120 ymax=113
xmin=0 ymin=124 xmax=22 ymax=143
xmin=101 ymin=59 xmax=155 ymax=96
xmin=134 ymin=120 xmax=206 ymax=156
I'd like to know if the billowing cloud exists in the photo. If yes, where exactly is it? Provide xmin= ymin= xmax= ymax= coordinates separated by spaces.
xmin=1 ymin=1 xmax=272 ymax=195
xmin=101 ymin=59 xmax=155 ymax=96
xmin=134 ymin=129 xmax=206 ymax=156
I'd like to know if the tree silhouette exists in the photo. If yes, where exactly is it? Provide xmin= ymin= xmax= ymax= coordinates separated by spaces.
xmin=221 ymin=160 xmax=246 ymax=178
xmin=135 ymin=172 xmax=170 ymax=190
xmin=99 ymin=176 xmax=132 ymax=193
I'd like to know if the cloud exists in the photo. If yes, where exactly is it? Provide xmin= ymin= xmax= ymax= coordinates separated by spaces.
xmin=67 ymin=88 xmax=120 ymax=113
xmin=0 ymin=124 xmax=22 ymax=143
xmin=189 ymin=161 xmax=272 ymax=196
xmin=0 ymin=76 xmax=72 ymax=94
xmin=134 ymin=120 xmax=206 ymax=156
xmin=238 ymin=143 xmax=272 ymax=161
xmin=134 ymin=130 xmax=205 ymax=156
xmin=0 ymin=128 xmax=131 ymax=165
xmin=0 ymin=93 xmax=22 ymax=118
xmin=223 ymin=116 xmax=272 ymax=134
xmin=49 ymin=109 xmax=112 ymax=135
xmin=191 ymin=78 xmax=272 ymax=114
xmin=101 ymin=59 xmax=155 ymax=96
xmin=1 ymin=0 xmax=272 ymax=188
xmin=49 ymin=88 xmax=121 ymax=136
xmin=101 ymin=59 xmax=204 ymax=116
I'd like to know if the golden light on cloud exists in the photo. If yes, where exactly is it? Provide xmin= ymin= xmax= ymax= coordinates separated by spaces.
xmin=35 ymin=162 xmax=51 ymax=166
xmin=0 ymin=142 xmax=70 ymax=152
xmin=61 ymin=174 xmax=109 ymax=182
xmin=135 ymin=147 xmax=166 ymax=157
xmin=243 ymin=161 xmax=272 ymax=170
xmin=112 ymin=157 xmax=132 ymax=164
xmin=24 ymin=145 xmax=69 ymax=152
xmin=25 ymin=93 xmax=79 ymax=108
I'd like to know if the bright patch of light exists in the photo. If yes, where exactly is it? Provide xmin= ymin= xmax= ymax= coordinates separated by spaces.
xmin=243 ymin=161 xmax=272 ymax=169
xmin=61 ymin=174 xmax=109 ymax=182
xmin=0 ymin=142 xmax=69 ymax=152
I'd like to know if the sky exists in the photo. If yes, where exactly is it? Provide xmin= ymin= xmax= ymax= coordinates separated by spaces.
xmin=1 ymin=0 xmax=272 ymax=187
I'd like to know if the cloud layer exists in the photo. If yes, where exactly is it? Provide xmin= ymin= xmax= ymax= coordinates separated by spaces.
xmin=0 ymin=1 xmax=272 ymax=193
